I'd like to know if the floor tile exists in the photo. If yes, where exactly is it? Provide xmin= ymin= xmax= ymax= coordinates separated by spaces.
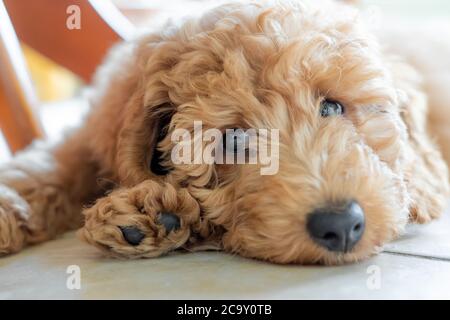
xmin=1 ymin=232 xmax=449 ymax=299
xmin=384 ymin=203 xmax=450 ymax=260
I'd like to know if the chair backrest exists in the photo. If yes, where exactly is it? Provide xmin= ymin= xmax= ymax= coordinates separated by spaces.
xmin=0 ymin=0 xmax=133 ymax=153
xmin=4 ymin=0 xmax=133 ymax=82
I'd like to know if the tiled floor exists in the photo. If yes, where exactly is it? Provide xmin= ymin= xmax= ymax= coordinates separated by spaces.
xmin=1 ymin=0 xmax=450 ymax=300
xmin=0 ymin=208 xmax=449 ymax=299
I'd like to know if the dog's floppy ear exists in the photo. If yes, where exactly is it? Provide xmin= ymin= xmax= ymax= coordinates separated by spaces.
xmin=114 ymin=97 xmax=176 ymax=185
xmin=87 ymin=37 xmax=179 ymax=185
xmin=148 ymin=103 xmax=175 ymax=176
xmin=89 ymin=33 xmax=184 ymax=185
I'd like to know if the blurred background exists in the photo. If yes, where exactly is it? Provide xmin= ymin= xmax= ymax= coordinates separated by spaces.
xmin=0 ymin=0 xmax=449 ymax=163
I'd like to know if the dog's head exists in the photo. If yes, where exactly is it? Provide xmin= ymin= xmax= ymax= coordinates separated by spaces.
xmin=91 ymin=0 xmax=447 ymax=264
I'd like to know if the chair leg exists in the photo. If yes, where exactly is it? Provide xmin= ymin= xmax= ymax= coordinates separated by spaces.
xmin=0 ymin=85 xmax=42 ymax=153
xmin=0 ymin=0 xmax=43 ymax=154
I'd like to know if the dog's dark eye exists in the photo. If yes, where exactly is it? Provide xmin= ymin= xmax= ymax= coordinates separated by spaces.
xmin=223 ymin=129 xmax=249 ymax=153
xmin=320 ymin=100 xmax=344 ymax=117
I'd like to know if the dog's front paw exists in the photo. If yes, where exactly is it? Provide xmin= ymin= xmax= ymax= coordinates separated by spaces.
xmin=409 ymin=201 xmax=443 ymax=224
xmin=408 ymin=184 xmax=447 ymax=224
xmin=0 ymin=185 xmax=29 ymax=256
xmin=79 ymin=181 xmax=200 ymax=258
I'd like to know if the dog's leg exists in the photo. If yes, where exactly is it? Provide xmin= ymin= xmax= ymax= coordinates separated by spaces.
xmin=80 ymin=180 xmax=211 ymax=258
xmin=0 ymin=131 xmax=102 ymax=255
xmin=381 ymin=24 xmax=450 ymax=223
xmin=401 ymin=90 xmax=450 ymax=223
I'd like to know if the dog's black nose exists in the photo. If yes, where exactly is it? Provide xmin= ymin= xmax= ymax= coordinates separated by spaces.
xmin=306 ymin=201 xmax=365 ymax=253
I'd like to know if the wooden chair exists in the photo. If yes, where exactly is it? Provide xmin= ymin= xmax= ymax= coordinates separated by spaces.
xmin=0 ymin=0 xmax=134 ymax=153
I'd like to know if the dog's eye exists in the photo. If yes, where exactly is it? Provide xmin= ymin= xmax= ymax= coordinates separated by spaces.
xmin=320 ymin=100 xmax=344 ymax=117
xmin=223 ymin=129 xmax=249 ymax=153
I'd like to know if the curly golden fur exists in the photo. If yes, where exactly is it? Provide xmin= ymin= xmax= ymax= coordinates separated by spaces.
xmin=1 ymin=0 xmax=449 ymax=264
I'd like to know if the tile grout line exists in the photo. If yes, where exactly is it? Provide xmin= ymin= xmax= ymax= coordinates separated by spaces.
xmin=382 ymin=250 xmax=450 ymax=262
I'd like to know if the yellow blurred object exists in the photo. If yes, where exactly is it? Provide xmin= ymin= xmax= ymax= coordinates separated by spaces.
xmin=22 ymin=45 xmax=82 ymax=102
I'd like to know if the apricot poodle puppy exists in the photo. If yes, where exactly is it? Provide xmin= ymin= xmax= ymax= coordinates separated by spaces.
xmin=1 ymin=0 xmax=449 ymax=265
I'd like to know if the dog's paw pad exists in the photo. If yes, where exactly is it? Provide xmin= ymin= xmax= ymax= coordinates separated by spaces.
xmin=118 ymin=213 xmax=181 ymax=246
xmin=157 ymin=212 xmax=180 ymax=233
xmin=119 ymin=226 xmax=146 ymax=246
